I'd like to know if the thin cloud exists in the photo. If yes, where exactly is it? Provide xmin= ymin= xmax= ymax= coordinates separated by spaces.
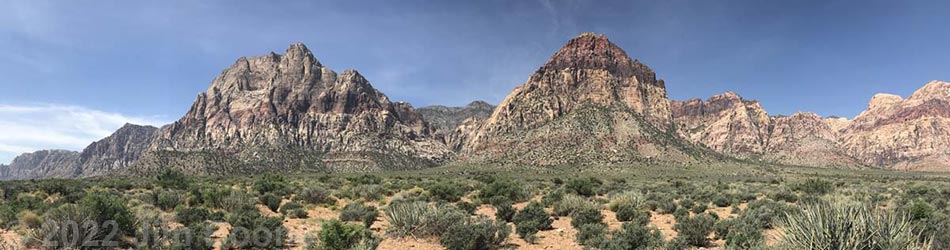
xmin=0 ymin=104 xmax=168 ymax=164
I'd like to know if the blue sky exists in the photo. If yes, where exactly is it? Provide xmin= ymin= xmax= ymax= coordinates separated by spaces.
xmin=1 ymin=0 xmax=949 ymax=163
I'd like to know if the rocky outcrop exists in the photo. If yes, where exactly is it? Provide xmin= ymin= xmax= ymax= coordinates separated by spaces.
xmin=839 ymin=81 xmax=950 ymax=171
xmin=140 ymin=43 xmax=451 ymax=175
xmin=672 ymin=93 xmax=860 ymax=168
xmin=418 ymin=101 xmax=495 ymax=151
xmin=463 ymin=33 xmax=709 ymax=166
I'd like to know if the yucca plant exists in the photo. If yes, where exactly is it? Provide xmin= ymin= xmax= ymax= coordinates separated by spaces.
xmin=779 ymin=201 xmax=932 ymax=250
xmin=384 ymin=201 xmax=434 ymax=237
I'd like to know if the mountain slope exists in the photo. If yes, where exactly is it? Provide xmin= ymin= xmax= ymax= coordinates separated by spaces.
xmin=137 ymin=43 xmax=451 ymax=175
xmin=418 ymin=101 xmax=495 ymax=151
xmin=463 ymin=33 xmax=710 ymax=166
xmin=839 ymin=80 xmax=950 ymax=171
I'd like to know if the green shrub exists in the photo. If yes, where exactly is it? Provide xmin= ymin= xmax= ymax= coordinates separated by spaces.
xmin=28 ymin=204 xmax=100 ymax=249
xmin=513 ymin=202 xmax=552 ymax=243
xmin=691 ymin=203 xmax=708 ymax=214
xmin=571 ymin=206 xmax=605 ymax=229
xmin=297 ymin=186 xmax=335 ymax=205
xmin=314 ymin=219 xmax=378 ymax=250
xmin=17 ymin=210 xmax=42 ymax=230
xmin=615 ymin=206 xmax=650 ymax=225
xmin=554 ymin=194 xmax=592 ymax=216
xmin=780 ymin=201 xmax=931 ymax=250
xmin=81 ymin=190 xmax=136 ymax=237
xmin=175 ymin=206 xmax=211 ymax=226
xmin=724 ymin=218 xmax=764 ymax=250
xmin=713 ymin=195 xmax=732 ymax=207
xmin=575 ymin=223 xmax=607 ymax=246
xmin=674 ymin=213 xmax=716 ymax=247
xmin=340 ymin=203 xmax=379 ymax=228
xmin=456 ymin=201 xmax=477 ymax=215
xmin=599 ymin=222 xmax=664 ymax=250
xmin=740 ymin=199 xmax=798 ymax=229
xmin=607 ymin=191 xmax=645 ymax=212
xmin=280 ymin=201 xmax=308 ymax=219
xmin=155 ymin=189 xmax=186 ymax=211
xmin=223 ymin=209 xmax=287 ymax=249
xmin=259 ymin=193 xmax=282 ymax=212
xmin=385 ymin=201 xmax=466 ymax=237
xmin=678 ymin=198 xmax=695 ymax=210
xmin=479 ymin=178 xmax=526 ymax=202
xmin=168 ymin=222 xmax=216 ymax=250
xmin=222 ymin=190 xmax=257 ymax=214
xmin=566 ymin=177 xmax=602 ymax=197
xmin=795 ymin=178 xmax=834 ymax=195
xmin=428 ymin=181 xmax=465 ymax=202
xmin=440 ymin=216 xmax=510 ymax=250
xmin=489 ymin=196 xmax=515 ymax=222
xmin=341 ymin=184 xmax=385 ymax=201
xmin=156 ymin=168 xmax=189 ymax=190
xmin=907 ymin=199 xmax=934 ymax=221
xmin=541 ymin=188 xmax=565 ymax=207
xmin=253 ymin=174 xmax=291 ymax=195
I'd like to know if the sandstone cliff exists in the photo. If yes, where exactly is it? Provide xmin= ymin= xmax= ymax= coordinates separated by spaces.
xmin=138 ymin=43 xmax=451 ymax=175
xmin=463 ymin=33 xmax=710 ymax=166
xmin=418 ymin=101 xmax=495 ymax=151
xmin=839 ymin=81 xmax=950 ymax=171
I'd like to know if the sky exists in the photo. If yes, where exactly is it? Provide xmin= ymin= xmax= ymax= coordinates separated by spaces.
xmin=1 ymin=0 xmax=949 ymax=163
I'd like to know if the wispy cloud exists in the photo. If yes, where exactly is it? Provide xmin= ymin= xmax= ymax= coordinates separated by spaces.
xmin=0 ymin=104 xmax=168 ymax=164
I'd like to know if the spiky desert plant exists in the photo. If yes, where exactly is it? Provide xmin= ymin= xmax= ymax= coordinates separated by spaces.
xmin=384 ymin=201 xmax=434 ymax=237
xmin=779 ymin=201 xmax=932 ymax=250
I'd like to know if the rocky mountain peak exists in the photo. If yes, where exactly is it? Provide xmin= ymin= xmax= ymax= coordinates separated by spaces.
xmin=908 ymin=80 xmax=950 ymax=101
xmin=867 ymin=93 xmax=904 ymax=111
xmin=540 ymin=32 xmax=657 ymax=84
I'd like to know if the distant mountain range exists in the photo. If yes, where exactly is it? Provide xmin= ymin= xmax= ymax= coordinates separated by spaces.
xmin=3 ymin=32 xmax=949 ymax=180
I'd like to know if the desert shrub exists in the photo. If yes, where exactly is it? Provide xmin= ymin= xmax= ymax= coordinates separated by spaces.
xmin=81 ymin=190 xmax=136 ymax=237
xmin=554 ymin=194 xmax=592 ymax=216
xmin=571 ymin=206 xmax=605 ymax=229
xmin=674 ymin=213 xmax=716 ymax=247
xmin=566 ymin=177 xmax=602 ymax=197
xmin=175 ymin=206 xmax=211 ymax=226
xmin=907 ymin=199 xmax=934 ymax=221
xmin=653 ymin=197 xmax=678 ymax=214
xmin=340 ymin=203 xmax=379 ymax=228
xmin=136 ymin=208 xmax=172 ymax=249
xmin=156 ymin=168 xmax=189 ymax=190
xmin=17 ymin=210 xmax=42 ymax=230
xmin=168 ymin=222 xmax=216 ymax=250
xmin=489 ymin=196 xmax=515 ymax=222
xmin=615 ymin=206 xmax=650 ymax=225
xmin=513 ymin=202 xmax=552 ymax=243
xmin=223 ymin=209 xmax=287 ymax=249
xmin=221 ymin=190 xmax=257 ymax=213
xmin=598 ymin=222 xmax=664 ymax=250
xmin=0 ymin=205 xmax=17 ymax=228
xmin=672 ymin=207 xmax=689 ymax=220
xmin=155 ymin=189 xmax=186 ymax=211
xmin=252 ymin=174 xmax=291 ymax=196
xmin=296 ymin=186 xmax=335 ymax=205
xmin=608 ymin=191 xmax=645 ymax=212
xmin=385 ymin=201 xmax=466 ymax=237
xmin=740 ymin=199 xmax=798 ymax=229
xmin=456 ymin=201 xmax=477 ymax=215
xmin=575 ymin=223 xmax=607 ymax=246
xmin=313 ymin=219 xmax=378 ymax=250
xmin=341 ymin=184 xmax=385 ymax=202
xmin=348 ymin=174 xmax=382 ymax=185
xmin=28 ymin=204 xmax=101 ymax=249
xmin=428 ymin=181 xmax=465 ymax=202
xmin=259 ymin=193 xmax=282 ymax=212
xmin=280 ymin=201 xmax=308 ymax=219
xmin=713 ymin=195 xmax=732 ymax=207
xmin=691 ymin=203 xmax=708 ymax=214
xmin=723 ymin=218 xmax=764 ymax=250
xmin=779 ymin=201 xmax=931 ymax=250
xmin=440 ymin=216 xmax=510 ymax=250
xmin=197 ymin=186 xmax=230 ymax=209
xmin=479 ymin=179 xmax=526 ymax=202
xmin=540 ymin=188 xmax=565 ymax=207
xmin=665 ymin=237 xmax=689 ymax=250
xmin=795 ymin=178 xmax=834 ymax=195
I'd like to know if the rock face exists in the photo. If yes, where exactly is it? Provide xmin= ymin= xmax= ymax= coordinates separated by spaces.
xmin=463 ymin=33 xmax=709 ymax=166
xmin=672 ymin=93 xmax=861 ymax=168
xmin=0 ymin=124 xmax=159 ymax=180
xmin=0 ymin=150 xmax=80 ymax=180
xmin=418 ymin=101 xmax=495 ymax=151
xmin=140 ymin=43 xmax=450 ymax=175
xmin=838 ymin=81 xmax=950 ymax=171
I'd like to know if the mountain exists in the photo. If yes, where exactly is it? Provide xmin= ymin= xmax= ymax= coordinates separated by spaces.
xmin=839 ymin=80 xmax=950 ymax=171
xmin=418 ymin=101 xmax=495 ymax=151
xmin=133 ymin=43 xmax=451 ymax=175
xmin=0 ymin=124 xmax=159 ymax=180
xmin=462 ymin=32 xmax=711 ymax=166
xmin=671 ymin=92 xmax=861 ymax=168
xmin=0 ymin=150 xmax=80 ymax=180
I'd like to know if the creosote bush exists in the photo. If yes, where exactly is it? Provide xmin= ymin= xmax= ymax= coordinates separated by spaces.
xmin=674 ymin=213 xmax=716 ymax=247
xmin=340 ymin=203 xmax=379 ymax=228
xmin=440 ymin=216 xmax=510 ymax=250
xmin=513 ymin=201 xmax=552 ymax=243
xmin=311 ymin=219 xmax=378 ymax=250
